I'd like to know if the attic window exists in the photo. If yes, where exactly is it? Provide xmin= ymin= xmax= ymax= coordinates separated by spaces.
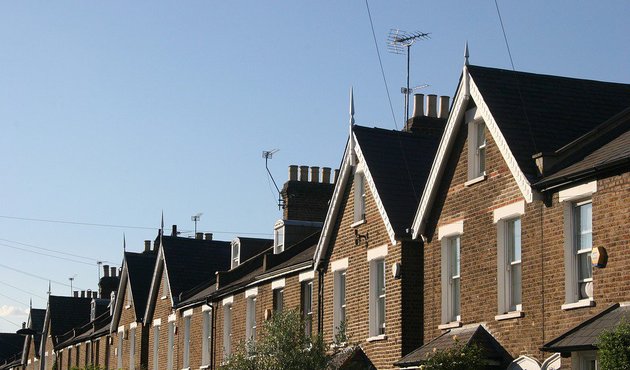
xmin=274 ymin=225 xmax=285 ymax=254
xmin=231 ymin=241 xmax=240 ymax=268
xmin=466 ymin=107 xmax=487 ymax=184
xmin=353 ymin=170 xmax=366 ymax=225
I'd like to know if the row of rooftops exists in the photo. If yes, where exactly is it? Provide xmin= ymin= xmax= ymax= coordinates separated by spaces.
xmin=4 ymin=63 xmax=629 ymax=368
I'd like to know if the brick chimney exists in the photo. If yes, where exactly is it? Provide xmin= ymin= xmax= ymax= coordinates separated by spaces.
xmin=99 ymin=265 xmax=120 ymax=299
xmin=404 ymin=93 xmax=449 ymax=136
xmin=281 ymin=165 xmax=336 ymax=222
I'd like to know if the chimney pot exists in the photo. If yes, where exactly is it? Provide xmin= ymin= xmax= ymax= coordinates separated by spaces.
xmin=310 ymin=166 xmax=320 ymax=183
xmin=103 ymin=265 xmax=110 ymax=277
xmin=412 ymin=94 xmax=425 ymax=118
xmin=299 ymin=166 xmax=309 ymax=181
xmin=322 ymin=167 xmax=331 ymax=183
xmin=110 ymin=266 xmax=116 ymax=278
xmin=288 ymin=165 xmax=298 ymax=181
xmin=22 ymin=322 xmax=26 ymax=329
xmin=205 ymin=233 xmax=213 ymax=241
xmin=427 ymin=94 xmax=438 ymax=117
xmin=333 ymin=169 xmax=340 ymax=183
xmin=439 ymin=96 xmax=450 ymax=119
xmin=81 ymin=290 xmax=85 ymax=298
xmin=87 ymin=289 xmax=92 ymax=297
xmin=144 ymin=240 xmax=151 ymax=252
xmin=93 ymin=292 xmax=98 ymax=299
xmin=172 ymin=225 xmax=178 ymax=237
xmin=195 ymin=232 xmax=203 ymax=240
xmin=74 ymin=291 xmax=79 ymax=298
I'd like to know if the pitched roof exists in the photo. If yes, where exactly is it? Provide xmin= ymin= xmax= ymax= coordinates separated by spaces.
xmin=542 ymin=303 xmax=630 ymax=352
xmin=56 ymin=310 xmax=111 ymax=349
xmin=395 ymin=325 xmax=512 ymax=368
xmin=467 ymin=65 xmax=630 ymax=182
xmin=27 ymin=308 xmax=46 ymax=354
xmin=125 ymin=251 xmax=157 ymax=321
xmin=47 ymin=296 xmax=92 ymax=345
xmin=235 ymin=237 xmax=273 ymax=263
xmin=354 ymin=125 xmax=442 ymax=236
xmin=161 ymin=235 xmax=231 ymax=303
xmin=0 ymin=333 xmax=23 ymax=365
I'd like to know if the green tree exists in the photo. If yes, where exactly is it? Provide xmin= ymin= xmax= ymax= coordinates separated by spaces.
xmin=420 ymin=337 xmax=484 ymax=370
xmin=598 ymin=321 xmax=630 ymax=370
xmin=220 ymin=309 xmax=328 ymax=370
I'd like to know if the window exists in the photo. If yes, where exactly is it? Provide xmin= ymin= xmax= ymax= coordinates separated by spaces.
xmin=440 ymin=230 xmax=461 ymax=326
xmin=573 ymin=351 xmax=598 ymax=370
xmin=353 ymin=171 xmax=366 ymax=224
xmin=129 ymin=326 xmax=136 ymax=370
xmin=223 ymin=303 xmax=232 ymax=360
xmin=246 ymin=296 xmax=257 ymax=342
xmin=333 ymin=269 xmax=347 ymax=337
xmin=273 ymin=288 xmax=284 ymax=313
xmin=466 ymin=107 xmax=487 ymax=182
xmin=494 ymin=201 xmax=525 ymax=318
xmin=201 ymin=306 xmax=212 ymax=367
xmin=167 ymin=321 xmax=175 ymax=370
xmin=301 ymin=281 xmax=313 ymax=336
xmin=117 ymin=328 xmax=123 ymax=370
xmin=231 ymin=240 xmax=240 ymax=268
xmin=369 ymin=259 xmax=386 ymax=337
xmin=183 ymin=311 xmax=192 ymax=369
xmin=152 ymin=324 xmax=160 ymax=370
xmin=67 ymin=347 xmax=72 ymax=370
xmin=561 ymin=181 xmax=596 ymax=309
xmin=475 ymin=121 xmax=486 ymax=176
xmin=94 ymin=339 xmax=99 ymax=365
xmin=274 ymin=226 xmax=285 ymax=254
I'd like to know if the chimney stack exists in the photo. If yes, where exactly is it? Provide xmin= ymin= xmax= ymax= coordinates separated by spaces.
xmin=406 ymin=94 xmax=450 ymax=133
xmin=74 ymin=291 xmax=79 ymax=298
xmin=299 ymin=166 xmax=309 ymax=181
xmin=144 ymin=240 xmax=151 ymax=252
xmin=205 ymin=233 xmax=213 ymax=241
xmin=288 ymin=165 xmax=298 ymax=181
xmin=195 ymin=232 xmax=203 ymax=240
xmin=87 ymin=289 xmax=92 ymax=298
xmin=110 ymin=266 xmax=117 ymax=278
xmin=412 ymin=94 xmax=424 ymax=118
xmin=322 ymin=167 xmax=331 ymax=184
xmin=172 ymin=225 xmax=178 ymax=237
xmin=103 ymin=264 xmax=110 ymax=277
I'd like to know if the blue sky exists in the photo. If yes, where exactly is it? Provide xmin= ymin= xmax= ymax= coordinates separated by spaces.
xmin=0 ymin=1 xmax=628 ymax=332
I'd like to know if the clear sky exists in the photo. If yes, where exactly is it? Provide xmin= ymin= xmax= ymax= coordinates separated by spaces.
xmin=0 ymin=1 xmax=628 ymax=332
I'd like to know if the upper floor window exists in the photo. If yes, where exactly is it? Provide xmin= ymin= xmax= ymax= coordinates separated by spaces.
xmin=353 ymin=171 xmax=366 ymax=224
xmin=301 ymin=280 xmax=313 ymax=337
xmin=494 ymin=201 xmax=525 ymax=319
xmin=231 ymin=240 xmax=240 ymax=268
xmin=201 ymin=306 xmax=212 ymax=367
xmin=129 ymin=326 xmax=136 ymax=370
xmin=274 ymin=225 xmax=285 ymax=254
xmin=117 ymin=327 xmax=123 ymax=370
xmin=152 ymin=323 xmax=159 ymax=370
xmin=223 ymin=298 xmax=233 ymax=360
xmin=369 ymin=258 xmax=386 ymax=337
xmin=560 ymin=181 xmax=596 ymax=310
xmin=245 ymin=288 xmax=258 ymax=344
xmin=273 ymin=287 xmax=284 ymax=313
xmin=438 ymin=221 xmax=463 ymax=327
xmin=332 ymin=260 xmax=347 ymax=339
xmin=167 ymin=320 xmax=175 ymax=370
xmin=466 ymin=107 xmax=487 ymax=182
xmin=183 ymin=310 xmax=193 ymax=368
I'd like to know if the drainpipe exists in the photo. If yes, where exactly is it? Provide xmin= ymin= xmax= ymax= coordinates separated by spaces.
xmin=317 ymin=267 xmax=324 ymax=335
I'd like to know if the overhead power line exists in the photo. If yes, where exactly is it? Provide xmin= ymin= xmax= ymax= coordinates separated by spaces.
xmin=0 ymin=281 xmax=46 ymax=300
xmin=0 ymin=242 xmax=99 ymax=266
xmin=0 ymin=315 xmax=20 ymax=328
xmin=0 ymin=237 xmax=105 ymax=262
xmin=0 ymin=214 xmax=156 ymax=230
xmin=0 ymin=263 xmax=79 ymax=290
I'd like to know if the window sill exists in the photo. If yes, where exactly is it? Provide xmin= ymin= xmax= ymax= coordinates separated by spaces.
xmin=366 ymin=334 xmax=387 ymax=342
xmin=181 ymin=367 xmax=191 ymax=370
xmin=199 ymin=366 xmax=210 ymax=370
xmin=562 ymin=299 xmax=595 ymax=311
xmin=330 ymin=342 xmax=347 ymax=349
xmin=125 ymin=305 xmax=131 ymax=309
xmin=464 ymin=174 xmax=487 ymax=187
xmin=495 ymin=311 xmax=524 ymax=321
xmin=161 ymin=296 xmax=168 ymax=300
xmin=350 ymin=219 xmax=366 ymax=228
xmin=438 ymin=321 xmax=462 ymax=330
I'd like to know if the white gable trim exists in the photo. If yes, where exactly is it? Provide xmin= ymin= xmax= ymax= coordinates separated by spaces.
xmin=143 ymin=242 xmax=168 ymax=324
xmin=412 ymin=66 xmax=534 ymax=239
xmin=353 ymin=134 xmax=397 ymax=246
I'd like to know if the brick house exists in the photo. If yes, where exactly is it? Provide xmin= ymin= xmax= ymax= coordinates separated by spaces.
xmin=109 ymin=246 xmax=157 ymax=370
xmin=312 ymin=92 xmax=447 ymax=370
xmin=398 ymin=64 xmax=630 ymax=369
xmin=143 ymin=230 xmax=231 ymax=370
xmin=18 ymin=307 xmax=45 ymax=370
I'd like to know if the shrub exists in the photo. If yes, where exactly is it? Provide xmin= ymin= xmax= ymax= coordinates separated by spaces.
xmin=598 ymin=321 xmax=630 ymax=370
xmin=420 ymin=336 xmax=485 ymax=370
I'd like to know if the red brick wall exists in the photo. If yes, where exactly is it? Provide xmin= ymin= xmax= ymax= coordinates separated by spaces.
xmin=147 ymin=266 xmax=176 ymax=370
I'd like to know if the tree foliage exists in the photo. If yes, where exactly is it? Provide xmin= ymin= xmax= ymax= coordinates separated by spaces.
xmin=598 ymin=321 xmax=630 ymax=370
xmin=419 ymin=337 xmax=485 ymax=370
xmin=220 ymin=309 xmax=328 ymax=370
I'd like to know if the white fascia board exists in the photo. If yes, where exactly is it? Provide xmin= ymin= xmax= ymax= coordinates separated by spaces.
xmin=412 ymin=66 xmax=535 ymax=239
xmin=143 ymin=246 xmax=165 ymax=324
xmin=314 ymin=139 xmax=353 ymax=270
xmin=412 ymin=74 xmax=470 ymax=239
xmin=110 ymin=260 xmax=129 ymax=332
xmin=353 ymin=135 xmax=397 ymax=246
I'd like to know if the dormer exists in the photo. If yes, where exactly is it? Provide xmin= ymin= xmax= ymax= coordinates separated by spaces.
xmin=273 ymin=220 xmax=285 ymax=254
xmin=231 ymin=239 xmax=240 ymax=268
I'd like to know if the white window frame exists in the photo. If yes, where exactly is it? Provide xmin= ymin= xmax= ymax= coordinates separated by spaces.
xmin=353 ymin=170 xmax=366 ymax=224
xmin=572 ymin=350 xmax=598 ymax=370
xmin=368 ymin=258 xmax=386 ymax=339
xmin=301 ymin=279 xmax=313 ymax=337
xmin=182 ymin=309 xmax=193 ymax=369
xmin=332 ymin=258 xmax=348 ymax=338
xmin=560 ymin=181 xmax=597 ymax=310
xmin=117 ymin=326 xmax=124 ymax=370
xmin=231 ymin=240 xmax=240 ymax=268
xmin=223 ymin=301 xmax=232 ymax=360
xmin=167 ymin=320 xmax=175 ymax=370
xmin=273 ymin=285 xmax=284 ymax=313
xmin=438 ymin=221 xmax=463 ymax=328
xmin=201 ymin=305 xmax=212 ymax=367
xmin=152 ymin=320 xmax=160 ymax=370
xmin=245 ymin=291 xmax=257 ymax=343
xmin=129 ymin=325 xmax=136 ymax=370
xmin=466 ymin=107 xmax=487 ymax=183
xmin=494 ymin=201 xmax=525 ymax=319
xmin=274 ymin=224 xmax=285 ymax=254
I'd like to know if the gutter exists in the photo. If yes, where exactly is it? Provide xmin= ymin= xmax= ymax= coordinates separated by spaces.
xmin=534 ymin=157 xmax=629 ymax=192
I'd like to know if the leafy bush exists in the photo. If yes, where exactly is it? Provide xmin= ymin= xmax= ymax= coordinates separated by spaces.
xmin=220 ymin=309 xmax=328 ymax=370
xmin=420 ymin=336 xmax=485 ymax=370
xmin=598 ymin=321 xmax=630 ymax=370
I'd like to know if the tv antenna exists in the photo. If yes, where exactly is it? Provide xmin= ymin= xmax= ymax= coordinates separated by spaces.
xmin=262 ymin=149 xmax=283 ymax=210
xmin=387 ymin=29 xmax=430 ymax=124
xmin=191 ymin=213 xmax=203 ymax=234
xmin=68 ymin=275 xmax=77 ymax=296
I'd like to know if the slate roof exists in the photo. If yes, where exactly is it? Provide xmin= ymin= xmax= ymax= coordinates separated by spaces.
xmin=27 ymin=308 xmax=46 ymax=354
xmin=125 ymin=251 xmax=157 ymax=321
xmin=47 ymin=296 xmax=92 ymax=345
xmin=542 ymin=303 xmax=630 ymax=352
xmin=56 ymin=310 xmax=111 ymax=350
xmin=161 ymin=235 xmax=231 ymax=303
xmin=236 ymin=237 xmax=273 ymax=264
xmin=0 ymin=333 xmax=23 ymax=365
xmin=327 ymin=345 xmax=376 ymax=370
xmin=467 ymin=65 xmax=630 ymax=182
xmin=353 ymin=124 xmax=443 ymax=236
xmin=395 ymin=325 xmax=512 ymax=368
